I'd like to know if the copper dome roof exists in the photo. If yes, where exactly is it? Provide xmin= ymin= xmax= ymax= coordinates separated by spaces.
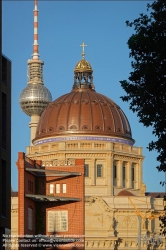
xmin=33 ymin=55 xmax=134 ymax=145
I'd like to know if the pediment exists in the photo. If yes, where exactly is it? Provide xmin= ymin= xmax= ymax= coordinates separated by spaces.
xmin=85 ymin=196 xmax=113 ymax=212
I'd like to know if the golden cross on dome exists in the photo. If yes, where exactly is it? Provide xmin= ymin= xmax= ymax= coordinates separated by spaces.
xmin=80 ymin=42 xmax=87 ymax=59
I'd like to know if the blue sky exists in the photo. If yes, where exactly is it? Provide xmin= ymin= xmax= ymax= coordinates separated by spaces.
xmin=2 ymin=1 xmax=165 ymax=192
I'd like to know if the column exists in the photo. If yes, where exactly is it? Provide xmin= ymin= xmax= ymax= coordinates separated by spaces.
xmin=126 ymin=162 xmax=132 ymax=188
xmin=91 ymin=158 xmax=96 ymax=186
xmin=139 ymin=160 xmax=143 ymax=190
xmin=107 ymin=156 xmax=113 ymax=195
xmin=135 ymin=163 xmax=139 ymax=189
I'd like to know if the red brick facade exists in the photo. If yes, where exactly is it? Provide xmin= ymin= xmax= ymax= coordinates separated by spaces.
xmin=16 ymin=152 xmax=84 ymax=250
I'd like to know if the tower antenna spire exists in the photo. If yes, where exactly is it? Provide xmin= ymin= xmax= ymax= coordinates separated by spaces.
xmin=33 ymin=0 xmax=39 ymax=59
xmin=19 ymin=0 xmax=52 ymax=145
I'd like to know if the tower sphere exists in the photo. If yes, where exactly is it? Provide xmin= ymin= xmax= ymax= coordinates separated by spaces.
xmin=19 ymin=84 xmax=52 ymax=116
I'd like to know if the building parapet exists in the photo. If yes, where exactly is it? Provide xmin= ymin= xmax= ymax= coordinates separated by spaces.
xmin=26 ymin=141 xmax=143 ymax=157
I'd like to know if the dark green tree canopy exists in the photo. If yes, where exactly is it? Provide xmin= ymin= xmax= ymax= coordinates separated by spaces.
xmin=120 ymin=0 xmax=166 ymax=173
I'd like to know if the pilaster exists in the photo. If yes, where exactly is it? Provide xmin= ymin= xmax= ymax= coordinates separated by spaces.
xmin=91 ymin=159 xmax=96 ymax=186
xmin=107 ymin=155 xmax=113 ymax=195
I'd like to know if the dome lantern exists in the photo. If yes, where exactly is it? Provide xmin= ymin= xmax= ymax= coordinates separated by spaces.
xmin=73 ymin=42 xmax=95 ymax=91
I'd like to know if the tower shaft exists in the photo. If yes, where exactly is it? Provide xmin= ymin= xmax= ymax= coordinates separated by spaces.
xmin=29 ymin=115 xmax=40 ymax=145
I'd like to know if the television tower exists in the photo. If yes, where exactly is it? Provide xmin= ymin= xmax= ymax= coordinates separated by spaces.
xmin=19 ymin=0 xmax=52 ymax=145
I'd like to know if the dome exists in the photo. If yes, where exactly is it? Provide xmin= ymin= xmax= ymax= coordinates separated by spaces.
xmin=33 ymin=53 xmax=134 ymax=146
xmin=33 ymin=88 xmax=134 ymax=145
xmin=19 ymin=84 xmax=52 ymax=116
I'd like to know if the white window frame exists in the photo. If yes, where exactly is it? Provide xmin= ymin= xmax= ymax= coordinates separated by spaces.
xmin=62 ymin=184 xmax=66 ymax=193
xmin=48 ymin=210 xmax=68 ymax=232
xmin=56 ymin=184 xmax=60 ymax=193
xmin=50 ymin=184 xmax=54 ymax=194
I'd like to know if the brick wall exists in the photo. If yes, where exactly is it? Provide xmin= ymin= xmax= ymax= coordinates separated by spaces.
xmin=17 ymin=154 xmax=84 ymax=249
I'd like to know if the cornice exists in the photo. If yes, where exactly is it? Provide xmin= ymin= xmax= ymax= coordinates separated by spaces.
xmin=28 ymin=152 xmax=142 ymax=162
xmin=114 ymin=154 xmax=143 ymax=162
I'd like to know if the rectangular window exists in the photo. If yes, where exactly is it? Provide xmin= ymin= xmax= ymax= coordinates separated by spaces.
xmin=85 ymin=164 xmax=89 ymax=177
xmin=131 ymin=166 xmax=135 ymax=188
xmin=1 ymin=92 xmax=7 ymax=150
xmin=1 ymin=159 xmax=6 ymax=217
xmin=61 ymin=211 xmax=68 ymax=231
xmin=2 ymin=56 xmax=8 ymax=84
xmin=50 ymin=184 xmax=54 ymax=194
xmin=28 ymin=180 xmax=33 ymax=192
xmin=97 ymin=164 xmax=102 ymax=177
xmin=113 ymin=165 xmax=116 ymax=179
xmin=62 ymin=184 xmax=66 ymax=193
xmin=123 ymin=166 xmax=126 ymax=187
xmin=28 ymin=208 xmax=33 ymax=230
xmin=31 ymin=182 xmax=33 ymax=192
xmin=56 ymin=184 xmax=60 ymax=193
xmin=48 ymin=211 xmax=68 ymax=232
xmin=113 ymin=165 xmax=117 ymax=186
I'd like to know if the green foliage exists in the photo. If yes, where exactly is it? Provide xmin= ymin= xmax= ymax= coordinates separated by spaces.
xmin=120 ymin=0 xmax=166 ymax=173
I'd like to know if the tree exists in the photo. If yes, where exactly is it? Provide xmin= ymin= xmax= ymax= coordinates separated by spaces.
xmin=120 ymin=0 xmax=166 ymax=235
xmin=120 ymin=0 xmax=166 ymax=173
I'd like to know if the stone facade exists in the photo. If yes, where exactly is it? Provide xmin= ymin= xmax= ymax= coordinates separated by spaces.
xmin=16 ymin=152 xmax=85 ymax=250
xmin=11 ymin=192 xmax=18 ymax=249
xmin=25 ymin=140 xmax=165 ymax=250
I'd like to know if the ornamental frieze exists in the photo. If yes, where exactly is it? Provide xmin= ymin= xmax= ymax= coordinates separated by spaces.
xmin=85 ymin=240 xmax=117 ymax=248
xmin=29 ymin=153 xmax=113 ymax=161
xmin=85 ymin=239 xmax=165 ymax=249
